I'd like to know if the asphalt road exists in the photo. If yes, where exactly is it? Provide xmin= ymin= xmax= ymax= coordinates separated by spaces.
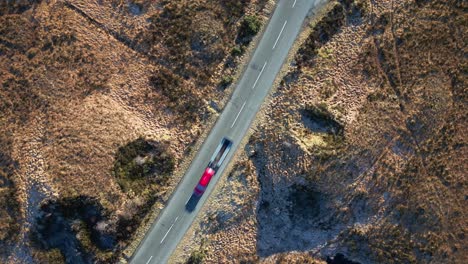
xmin=130 ymin=1 xmax=324 ymax=263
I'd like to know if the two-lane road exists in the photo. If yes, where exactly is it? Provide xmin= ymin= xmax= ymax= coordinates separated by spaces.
xmin=131 ymin=1 xmax=325 ymax=263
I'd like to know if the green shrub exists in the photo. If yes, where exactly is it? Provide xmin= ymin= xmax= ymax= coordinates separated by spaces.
xmin=243 ymin=15 xmax=261 ymax=35
xmin=231 ymin=45 xmax=243 ymax=57
xmin=220 ymin=75 xmax=234 ymax=89
xmin=186 ymin=239 xmax=208 ymax=264
xmin=237 ymin=15 xmax=262 ymax=44
xmin=187 ymin=249 xmax=206 ymax=264
xmin=113 ymin=138 xmax=175 ymax=193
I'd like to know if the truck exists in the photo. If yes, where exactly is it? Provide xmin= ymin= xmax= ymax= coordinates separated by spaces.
xmin=193 ymin=137 xmax=233 ymax=196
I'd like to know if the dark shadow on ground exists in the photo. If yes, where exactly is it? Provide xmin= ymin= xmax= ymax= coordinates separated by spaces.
xmin=327 ymin=253 xmax=361 ymax=264
xmin=251 ymin=136 xmax=362 ymax=263
xmin=30 ymin=196 xmax=116 ymax=264
xmin=185 ymin=193 xmax=201 ymax=212
xmin=300 ymin=107 xmax=343 ymax=135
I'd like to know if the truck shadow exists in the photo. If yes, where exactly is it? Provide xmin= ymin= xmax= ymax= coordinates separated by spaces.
xmin=184 ymin=194 xmax=201 ymax=212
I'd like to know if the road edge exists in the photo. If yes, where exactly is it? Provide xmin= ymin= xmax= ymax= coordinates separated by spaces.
xmin=120 ymin=1 xmax=280 ymax=262
xmin=168 ymin=0 xmax=331 ymax=263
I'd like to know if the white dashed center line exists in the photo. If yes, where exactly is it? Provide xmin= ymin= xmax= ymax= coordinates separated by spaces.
xmin=252 ymin=61 xmax=267 ymax=90
xmin=160 ymin=224 xmax=174 ymax=244
xmin=145 ymin=256 xmax=153 ymax=264
xmin=231 ymin=101 xmax=247 ymax=128
xmin=292 ymin=0 xmax=297 ymax=8
xmin=273 ymin=20 xmax=287 ymax=50
xmin=160 ymin=217 xmax=179 ymax=244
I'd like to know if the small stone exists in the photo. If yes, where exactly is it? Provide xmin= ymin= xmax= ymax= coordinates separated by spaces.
xmin=245 ymin=144 xmax=256 ymax=157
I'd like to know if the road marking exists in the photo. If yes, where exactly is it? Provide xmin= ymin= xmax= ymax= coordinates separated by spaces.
xmin=231 ymin=101 xmax=247 ymax=128
xmin=145 ymin=256 xmax=153 ymax=264
xmin=272 ymin=20 xmax=288 ymax=50
xmin=185 ymin=196 xmax=191 ymax=205
xmin=292 ymin=0 xmax=297 ymax=8
xmin=160 ymin=217 xmax=178 ymax=244
xmin=160 ymin=224 xmax=174 ymax=243
xmin=252 ymin=62 xmax=267 ymax=90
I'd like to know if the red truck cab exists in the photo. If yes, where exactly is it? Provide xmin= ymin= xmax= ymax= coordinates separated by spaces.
xmin=193 ymin=137 xmax=232 ymax=197
xmin=193 ymin=167 xmax=215 ymax=196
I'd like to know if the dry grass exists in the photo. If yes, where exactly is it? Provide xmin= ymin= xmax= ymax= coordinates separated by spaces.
xmin=0 ymin=140 xmax=20 ymax=255
xmin=0 ymin=0 xmax=269 ymax=262
xmin=174 ymin=0 xmax=467 ymax=263
xmin=279 ymin=0 xmax=466 ymax=262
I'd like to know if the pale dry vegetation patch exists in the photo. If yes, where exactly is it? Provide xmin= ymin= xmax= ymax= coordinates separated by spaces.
xmin=289 ymin=0 xmax=465 ymax=262
xmin=180 ymin=0 xmax=466 ymax=263
xmin=0 ymin=0 xmax=269 ymax=262
xmin=328 ymin=1 xmax=467 ymax=262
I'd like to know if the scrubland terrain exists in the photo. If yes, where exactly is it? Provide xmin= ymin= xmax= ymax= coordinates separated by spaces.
xmin=0 ymin=0 xmax=270 ymax=263
xmin=175 ymin=0 xmax=467 ymax=263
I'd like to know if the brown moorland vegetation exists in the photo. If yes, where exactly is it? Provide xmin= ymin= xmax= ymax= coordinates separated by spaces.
xmin=0 ymin=0 xmax=270 ymax=262
xmin=174 ymin=0 xmax=467 ymax=263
